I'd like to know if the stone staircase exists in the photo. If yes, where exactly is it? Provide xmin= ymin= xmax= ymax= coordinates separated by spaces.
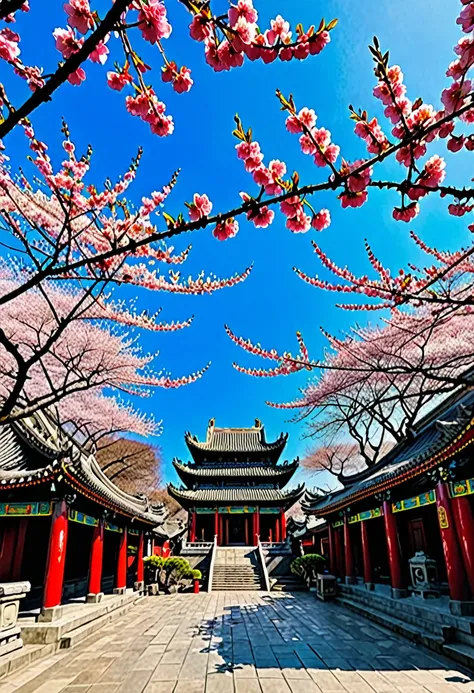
xmin=212 ymin=548 xmax=262 ymax=591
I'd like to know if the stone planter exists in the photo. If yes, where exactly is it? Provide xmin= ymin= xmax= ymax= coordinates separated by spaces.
xmin=0 ymin=581 xmax=31 ymax=657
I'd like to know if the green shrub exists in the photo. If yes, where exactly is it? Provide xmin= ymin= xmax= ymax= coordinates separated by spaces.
xmin=291 ymin=554 xmax=326 ymax=580
xmin=191 ymin=569 xmax=202 ymax=580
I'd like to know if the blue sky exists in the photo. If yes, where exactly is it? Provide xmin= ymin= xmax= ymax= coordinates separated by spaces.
xmin=4 ymin=0 xmax=471 ymax=488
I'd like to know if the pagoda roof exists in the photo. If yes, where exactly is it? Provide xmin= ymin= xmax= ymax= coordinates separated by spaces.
xmin=173 ymin=458 xmax=298 ymax=485
xmin=167 ymin=483 xmax=305 ymax=508
xmin=184 ymin=418 xmax=288 ymax=461
xmin=302 ymin=388 xmax=474 ymax=517
xmin=0 ymin=410 xmax=167 ymax=527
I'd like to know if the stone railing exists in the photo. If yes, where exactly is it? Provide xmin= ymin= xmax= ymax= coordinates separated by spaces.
xmin=257 ymin=538 xmax=271 ymax=591
xmin=0 ymin=581 xmax=31 ymax=658
xmin=207 ymin=535 xmax=218 ymax=593
xmin=180 ymin=540 xmax=213 ymax=555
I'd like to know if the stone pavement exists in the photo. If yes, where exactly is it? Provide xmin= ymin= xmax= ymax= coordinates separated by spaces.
xmin=0 ymin=591 xmax=473 ymax=693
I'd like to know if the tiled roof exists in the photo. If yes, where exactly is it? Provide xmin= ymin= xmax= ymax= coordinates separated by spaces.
xmin=168 ymin=483 xmax=305 ymax=505
xmin=0 ymin=410 xmax=167 ymax=526
xmin=302 ymin=389 xmax=474 ymax=516
xmin=173 ymin=458 xmax=298 ymax=480
xmin=185 ymin=419 xmax=288 ymax=457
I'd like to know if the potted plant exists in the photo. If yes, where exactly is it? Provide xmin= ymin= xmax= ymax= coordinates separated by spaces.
xmin=192 ymin=569 xmax=202 ymax=593
xmin=291 ymin=554 xmax=326 ymax=590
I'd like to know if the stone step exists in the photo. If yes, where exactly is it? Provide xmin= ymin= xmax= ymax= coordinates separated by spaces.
xmin=337 ymin=596 xmax=445 ymax=654
xmin=443 ymin=642 xmax=474 ymax=670
xmin=59 ymin=595 xmax=146 ymax=649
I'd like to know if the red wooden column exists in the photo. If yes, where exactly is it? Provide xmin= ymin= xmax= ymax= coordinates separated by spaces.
xmin=214 ymin=509 xmax=219 ymax=543
xmin=360 ymin=520 xmax=373 ymax=589
xmin=334 ymin=527 xmax=344 ymax=578
xmin=275 ymin=514 xmax=281 ymax=543
xmin=281 ymin=510 xmax=287 ymax=542
xmin=189 ymin=511 xmax=196 ymax=542
xmin=343 ymin=515 xmax=355 ymax=584
xmin=87 ymin=519 xmax=104 ymax=603
xmin=451 ymin=493 xmax=474 ymax=598
xmin=136 ymin=531 xmax=144 ymax=590
xmin=114 ymin=527 xmax=127 ymax=594
xmin=436 ymin=482 xmax=469 ymax=604
xmin=328 ymin=522 xmax=337 ymax=575
xmin=219 ymin=515 xmax=223 ymax=545
xmin=244 ymin=516 xmax=249 ymax=545
xmin=383 ymin=500 xmax=406 ymax=598
xmin=43 ymin=500 xmax=69 ymax=613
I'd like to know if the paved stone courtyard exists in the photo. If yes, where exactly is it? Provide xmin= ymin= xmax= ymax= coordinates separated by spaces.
xmin=0 ymin=592 xmax=473 ymax=693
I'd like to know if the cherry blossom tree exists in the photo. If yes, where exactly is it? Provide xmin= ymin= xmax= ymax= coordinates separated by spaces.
xmin=96 ymin=437 xmax=162 ymax=493
xmin=0 ymin=0 xmax=336 ymax=140
xmin=226 ymin=306 xmax=474 ymax=479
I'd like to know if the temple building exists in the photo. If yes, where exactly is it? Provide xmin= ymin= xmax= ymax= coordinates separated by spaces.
xmin=168 ymin=419 xmax=304 ymax=546
xmin=0 ymin=410 xmax=167 ymax=617
xmin=302 ymin=388 xmax=474 ymax=614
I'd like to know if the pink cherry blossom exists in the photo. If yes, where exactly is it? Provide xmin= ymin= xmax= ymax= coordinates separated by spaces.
xmin=188 ymin=193 xmax=213 ymax=221
xmin=266 ymin=15 xmax=291 ymax=45
xmin=354 ymin=117 xmax=389 ymax=154
xmin=89 ymin=36 xmax=109 ymax=65
xmin=68 ymin=66 xmax=86 ymax=85
xmin=53 ymin=27 xmax=83 ymax=59
xmin=448 ymin=202 xmax=474 ymax=216
xmin=253 ymin=166 xmax=272 ymax=187
xmin=457 ymin=1 xmax=474 ymax=32
xmin=392 ymin=202 xmax=420 ymax=222
xmin=286 ymin=207 xmax=311 ymax=233
xmin=106 ymin=69 xmax=133 ymax=91
xmin=228 ymin=0 xmax=258 ymax=27
xmin=309 ymin=30 xmax=330 ymax=55
xmin=312 ymin=208 xmax=331 ymax=231
xmin=247 ymin=206 xmax=274 ymax=228
xmin=213 ymin=218 xmax=239 ymax=241
xmin=340 ymin=190 xmax=368 ymax=209
xmin=346 ymin=160 xmax=372 ymax=194
xmin=64 ymin=0 xmax=93 ymax=35
xmin=447 ymin=134 xmax=465 ymax=152
xmin=441 ymin=79 xmax=472 ymax=113
xmin=0 ymin=28 xmax=20 ymax=62
xmin=138 ymin=0 xmax=171 ymax=44
xmin=173 ymin=66 xmax=193 ymax=93
xmin=189 ymin=12 xmax=211 ymax=42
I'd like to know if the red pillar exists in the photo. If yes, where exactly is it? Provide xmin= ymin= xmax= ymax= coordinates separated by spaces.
xmin=87 ymin=520 xmax=104 ymax=600
xmin=244 ymin=516 xmax=249 ymax=546
xmin=383 ymin=500 xmax=405 ymax=597
xmin=275 ymin=514 xmax=281 ymax=543
xmin=43 ymin=500 xmax=69 ymax=610
xmin=451 ymin=494 xmax=474 ymax=598
xmin=328 ymin=523 xmax=336 ymax=575
xmin=360 ymin=520 xmax=373 ymax=587
xmin=436 ymin=482 xmax=469 ymax=602
xmin=214 ymin=509 xmax=219 ymax=543
xmin=219 ymin=515 xmax=223 ymax=545
xmin=189 ymin=511 xmax=196 ymax=542
xmin=343 ymin=515 xmax=354 ymax=584
xmin=281 ymin=510 xmax=287 ymax=542
xmin=115 ymin=527 xmax=127 ymax=593
xmin=335 ymin=527 xmax=344 ymax=577
xmin=136 ymin=531 xmax=144 ymax=586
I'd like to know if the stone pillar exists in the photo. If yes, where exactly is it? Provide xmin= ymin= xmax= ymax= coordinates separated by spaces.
xmin=114 ymin=527 xmax=127 ymax=595
xmin=41 ymin=500 xmax=69 ymax=619
xmin=451 ymin=493 xmax=474 ymax=598
xmin=281 ymin=510 xmax=287 ymax=542
xmin=135 ymin=531 xmax=145 ymax=592
xmin=383 ymin=500 xmax=406 ymax=598
xmin=328 ymin=522 xmax=337 ymax=575
xmin=0 ymin=582 xmax=31 ymax=657
xmin=87 ymin=520 xmax=104 ymax=603
xmin=343 ymin=515 xmax=355 ymax=584
xmin=436 ymin=482 xmax=470 ymax=610
xmin=360 ymin=520 xmax=374 ymax=590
